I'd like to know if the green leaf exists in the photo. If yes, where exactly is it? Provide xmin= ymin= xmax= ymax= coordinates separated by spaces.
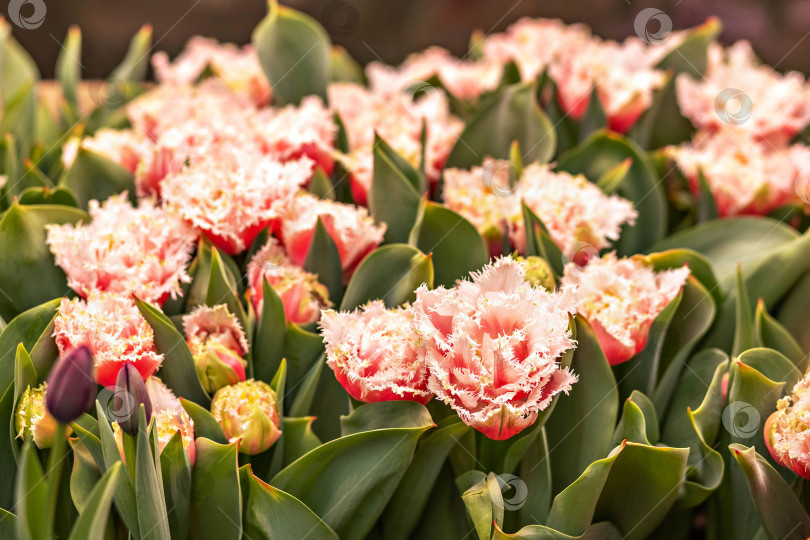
xmin=380 ymin=416 xmax=470 ymax=540
xmin=279 ymin=417 xmax=321 ymax=467
xmin=136 ymin=410 xmax=170 ymax=540
xmin=206 ymin=247 xmax=248 ymax=337
xmin=656 ymin=17 xmax=722 ymax=77
xmin=446 ymin=83 xmax=555 ymax=169
xmin=59 ymin=149 xmax=136 ymax=210
xmin=408 ymin=201 xmax=488 ymax=287
xmin=369 ymin=135 xmax=422 ymax=244
xmin=329 ymin=45 xmax=363 ymax=85
xmin=578 ymin=88 xmax=606 ymax=142
xmin=191 ymin=438 xmax=242 ymax=540
xmin=309 ymin=166 xmax=335 ymax=199
xmin=0 ymin=298 xmax=60 ymax=393
xmin=303 ymin=217 xmax=343 ymax=303
xmin=459 ymin=472 xmax=503 ymax=540
xmin=629 ymin=75 xmax=693 ymax=150
xmin=545 ymin=318 xmax=618 ymax=495
xmin=135 ymin=298 xmax=210 ymax=406
xmin=67 ymin=462 xmax=121 ymax=540
xmin=595 ymin=158 xmax=631 ymax=194
xmin=612 ymin=392 xmax=659 ymax=446
xmin=55 ymin=27 xmax=82 ymax=120
xmin=69 ymin=439 xmax=101 ymax=514
xmin=18 ymin=186 xmax=78 ymax=207
xmin=340 ymin=244 xmax=433 ymax=311
xmin=696 ymin=168 xmax=718 ymax=222
xmin=180 ymin=398 xmax=226 ymax=444
xmin=0 ymin=385 xmax=16 ymax=509
xmin=110 ymin=25 xmax=152 ymax=83
xmin=252 ymin=0 xmax=330 ymax=105
xmin=755 ymin=299 xmax=805 ymax=370
xmin=556 ymin=130 xmax=666 ymax=255
xmin=0 ymin=508 xmax=16 ymax=537
xmin=0 ymin=21 xmax=38 ymax=150
xmin=0 ymin=203 xmax=88 ymax=322
xmin=494 ymin=521 xmax=624 ymax=539
xmin=160 ymin=432 xmax=191 ymax=540
xmin=15 ymin=443 xmax=49 ymax=540
xmin=95 ymin=403 xmax=139 ymax=537
xmin=733 ymin=266 xmax=755 ymax=357
xmin=730 ymin=444 xmax=810 ymax=540
xmin=777 ymin=271 xmax=810 ymax=353
xmin=253 ymin=279 xmax=287 ymax=385
xmin=271 ymin=404 xmax=433 ymax=540
xmin=521 ymin=203 xmax=564 ymax=277
xmin=242 ymin=464 xmax=338 ymax=540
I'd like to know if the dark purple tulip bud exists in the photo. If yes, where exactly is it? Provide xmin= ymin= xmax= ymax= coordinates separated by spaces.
xmin=113 ymin=363 xmax=152 ymax=436
xmin=46 ymin=346 xmax=97 ymax=424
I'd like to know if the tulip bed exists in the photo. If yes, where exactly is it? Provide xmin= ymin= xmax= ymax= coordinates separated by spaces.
xmin=2 ymin=2 xmax=810 ymax=539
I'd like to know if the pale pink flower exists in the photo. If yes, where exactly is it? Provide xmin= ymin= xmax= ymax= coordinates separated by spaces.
xmin=251 ymin=96 xmax=337 ymax=174
xmin=152 ymin=36 xmax=271 ymax=106
xmin=183 ymin=304 xmax=248 ymax=391
xmin=16 ymin=383 xmax=65 ymax=449
xmin=668 ymin=130 xmax=800 ymax=216
xmin=246 ymin=237 xmax=331 ymax=325
xmin=765 ymin=369 xmax=810 ymax=479
xmin=279 ymin=193 xmax=386 ymax=276
xmin=162 ymin=153 xmax=312 ymax=255
xmin=550 ymin=37 xmax=666 ymax=132
xmin=561 ymin=252 xmax=690 ymax=366
xmin=328 ymin=82 xmax=463 ymax=205
xmin=61 ymin=129 xmax=151 ymax=173
xmin=511 ymin=164 xmax=638 ymax=258
xmin=412 ymin=257 xmax=578 ymax=440
xmin=53 ymin=293 xmax=163 ymax=388
xmin=321 ymin=301 xmax=431 ymax=404
xmin=676 ymin=42 xmax=810 ymax=145
xmin=46 ymin=194 xmax=197 ymax=304
xmin=211 ymin=379 xmax=281 ymax=455
xmin=366 ymin=46 xmax=502 ymax=101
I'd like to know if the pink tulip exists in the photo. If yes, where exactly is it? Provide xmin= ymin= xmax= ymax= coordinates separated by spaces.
xmin=765 ymin=369 xmax=810 ymax=480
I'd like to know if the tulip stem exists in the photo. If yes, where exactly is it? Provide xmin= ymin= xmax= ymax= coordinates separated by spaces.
xmin=45 ymin=422 xmax=69 ymax=535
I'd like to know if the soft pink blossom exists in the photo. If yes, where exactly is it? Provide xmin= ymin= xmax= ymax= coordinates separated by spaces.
xmin=765 ymin=369 xmax=810 ymax=479
xmin=321 ymin=301 xmax=431 ymax=404
xmin=676 ymin=42 xmax=810 ymax=145
xmin=183 ymin=304 xmax=248 ymax=390
xmin=560 ymin=253 xmax=690 ymax=365
xmin=279 ymin=193 xmax=386 ymax=276
xmin=152 ymin=36 xmax=271 ymax=106
xmin=412 ymin=257 xmax=578 ymax=440
xmin=246 ymin=237 xmax=331 ymax=324
xmin=46 ymin=194 xmax=197 ymax=304
xmin=668 ymin=130 xmax=801 ymax=216
xmin=53 ymin=293 xmax=163 ymax=388
xmin=161 ymin=153 xmax=312 ymax=255
xmin=62 ymin=129 xmax=151 ymax=173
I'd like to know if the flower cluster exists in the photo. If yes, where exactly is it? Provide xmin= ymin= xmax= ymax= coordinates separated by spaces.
xmin=765 ymin=369 xmax=810 ymax=479
xmin=443 ymin=160 xmax=637 ymax=258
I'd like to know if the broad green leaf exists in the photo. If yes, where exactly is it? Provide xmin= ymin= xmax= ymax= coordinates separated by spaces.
xmin=517 ymin=426 xmax=553 ymax=527
xmin=252 ymin=0 xmax=330 ymax=105
xmin=271 ymin=404 xmax=433 ymax=540
xmin=329 ymin=45 xmax=363 ymax=85
xmin=253 ymin=279 xmax=287 ymax=385
xmin=136 ymin=298 xmax=210 ymax=406
xmin=136 ymin=410 xmax=170 ymax=540
xmin=279 ymin=417 xmax=321 ymax=467
xmin=733 ymin=266 xmax=755 ymax=357
xmin=0 ymin=298 xmax=60 ymax=393
xmin=0 ymin=508 xmax=16 ymax=538
xmin=288 ymin=357 xmax=324 ymax=417
xmin=628 ymin=74 xmax=692 ymax=150
xmin=56 ymin=26 xmax=82 ymax=120
xmin=0 ymin=21 xmax=38 ymax=150
xmin=160 ymin=432 xmax=191 ymax=540
xmin=369 ymin=135 xmax=422 ymax=243
xmin=0 ymin=203 xmax=87 ymax=322
xmin=59 ymin=149 xmax=136 ymax=210
xmin=696 ymin=168 xmax=718 ymax=223
xmin=410 ymin=465 xmax=472 ymax=539
xmin=68 ymin=439 xmax=100 ymax=514
xmin=380 ymin=416 xmax=469 ymax=540
xmin=578 ymin=88 xmax=606 ymax=142
xmin=180 ymin=398 xmax=226 ymax=444
xmin=656 ymin=17 xmax=722 ymax=77
xmin=755 ymin=300 xmax=805 ymax=370
xmin=279 ymin=325 xmax=324 ymax=401
xmin=67 ymin=462 xmax=121 ymax=540
xmin=95 ymin=403 xmax=139 ymax=537
xmin=730 ymin=444 xmax=810 ymax=540
xmin=340 ymin=401 xmax=433 ymax=436
xmin=595 ymin=158 xmax=631 ymax=194
xmin=341 ymin=244 xmax=433 ymax=311
xmin=242 ymin=465 xmax=338 ymax=540
xmin=446 ymin=83 xmax=555 ymax=169
xmin=15 ymin=443 xmax=48 ymax=540
xmin=777 ymin=271 xmax=810 ymax=352
xmin=18 ymin=186 xmax=78 ymax=207
xmin=191 ymin=438 xmax=242 ymax=540
xmin=545 ymin=318 xmax=618 ymax=495
xmin=493 ymin=521 xmax=624 ymax=539
xmin=556 ymin=130 xmax=666 ymax=255
xmin=459 ymin=472 xmax=503 ymax=540
xmin=206 ymin=247 xmax=248 ymax=337
xmin=408 ymin=201 xmax=488 ymax=287
xmin=303 ymin=217 xmax=343 ymax=303
xmin=110 ymin=25 xmax=153 ymax=83
xmin=309 ymin=166 xmax=335 ymax=199
xmin=0 ymin=386 xmax=15 ymax=509
xmin=520 ymin=203 xmax=564 ymax=277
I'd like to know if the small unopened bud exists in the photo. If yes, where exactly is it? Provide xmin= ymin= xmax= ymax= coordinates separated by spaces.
xmin=16 ymin=383 xmax=67 ymax=448
xmin=194 ymin=345 xmax=247 ymax=393
xmin=210 ymin=380 xmax=281 ymax=455
xmin=46 ymin=346 xmax=97 ymax=424
xmin=114 ymin=364 xmax=153 ymax=436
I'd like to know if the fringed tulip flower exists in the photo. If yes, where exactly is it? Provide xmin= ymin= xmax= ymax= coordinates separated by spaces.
xmin=45 ymin=346 xmax=97 ymax=424
xmin=676 ymin=42 xmax=810 ymax=145
xmin=211 ymin=379 xmax=282 ymax=455
xmin=765 ymin=369 xmax=810 ymax=479
xmin=668 ymin=130 xmax=801 ymax=216
xmin=16 ymin=383 xmax=66 ymax=448
xmin=61 ymin=129 xmax=150 ymax=173
xmin=561 ymin=253 xmax=690 ymax=365
xmin=183 ymin=304 xmax=248 ymax=392
xmin=162 ymin=153 xmax=313 ymax=254
xmin=412 ymin=257 xmax=578 ymax=440
xmin=246 ymin=238 xmax=331 ymax=324
xmin=53 ymin=294 xmax=163 ymax=388
xmin=152 ymin=36 xmax=271 ymax=106
xmin=46 ymin=194 xmax=197 ymax=304
xmin=320 ymin=301 xmax=432 ymax=404
xmin=279 ymin=193 xmax=386 ymax=276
